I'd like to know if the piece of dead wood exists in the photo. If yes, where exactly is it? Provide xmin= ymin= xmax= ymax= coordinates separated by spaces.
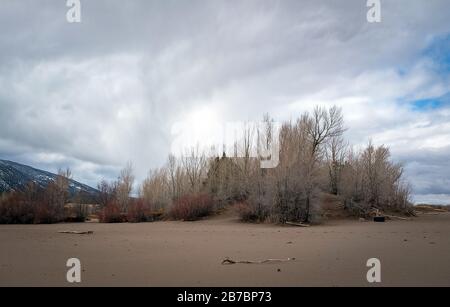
xmin=58 ymin=230 xmax=94 ymax=235
xmin=222 ymin=257 xmax=296 ymax=265
xmin=385 ymin=215 xmax=411 ymax=221
xmin=285 ymin=221 xmax=310 ymax=227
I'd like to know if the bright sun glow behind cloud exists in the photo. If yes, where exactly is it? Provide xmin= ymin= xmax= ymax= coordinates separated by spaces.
xmin=171 ymin=105 xmax=224 ymax=156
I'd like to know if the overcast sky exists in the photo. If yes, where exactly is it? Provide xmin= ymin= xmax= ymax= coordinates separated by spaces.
xmin=0 ymin=0 xmax=449 ymax=203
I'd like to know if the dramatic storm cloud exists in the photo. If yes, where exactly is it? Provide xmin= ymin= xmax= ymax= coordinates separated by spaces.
xmin=0 ymin=0 xmax=449 ymax=203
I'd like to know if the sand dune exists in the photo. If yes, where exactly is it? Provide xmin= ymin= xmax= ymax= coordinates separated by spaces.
xmin=1 ymin=212 xmax=449 ymax=287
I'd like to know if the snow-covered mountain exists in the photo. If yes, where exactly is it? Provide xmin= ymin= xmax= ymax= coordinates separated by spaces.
xmin=0 ymin=159 xmax=99 ymax=199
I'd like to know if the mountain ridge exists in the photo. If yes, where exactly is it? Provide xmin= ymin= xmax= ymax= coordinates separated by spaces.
xmin=0 ymin=159 xmax=99 ymax=199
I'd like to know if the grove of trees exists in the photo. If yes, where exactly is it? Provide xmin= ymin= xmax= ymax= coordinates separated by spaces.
xmin=0 ymin=105 xmax=412 ymax=224
xmin=98 ymin=105 xmax=412 ymax=224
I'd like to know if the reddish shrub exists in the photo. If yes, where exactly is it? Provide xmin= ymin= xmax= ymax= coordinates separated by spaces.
xmin=33 ymin=203 xmax=56 ymax=224
xmin=169 ymin=193 xmax=215 ymax=221
xmin=99 ymin=201 xmax=126 ymax=223
xmin=0 ymin=183 xmax=65 ymax=224
xmin=0 ymin=192 xmax=35 ymax=224
xmin=127 ymin=199 xmax=153 ymax=223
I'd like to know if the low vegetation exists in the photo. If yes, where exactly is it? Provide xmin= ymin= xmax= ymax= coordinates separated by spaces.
xmin=168 ymin=194 xmax=214 ymax=221
xmin=0 ymin=169 xmax=78 ymax=224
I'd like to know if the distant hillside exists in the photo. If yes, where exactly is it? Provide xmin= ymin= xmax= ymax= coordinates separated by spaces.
xmin=0 ymin=159 xmax=99 ymax=200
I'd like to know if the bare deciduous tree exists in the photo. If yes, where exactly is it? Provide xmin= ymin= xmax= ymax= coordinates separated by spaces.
xmin=300 ymin=106 xmax=345 ymax=222
xmin=340 ymin=142 xmax=411 ymax=214
xmin=306 ymin=106 xmax=345 ymax=156
xmin=140 ymin=167 xmax=170 ymax=211
xmin=325 ymin=135 xmax=348 ymax=195
xmin=116 ymin=162 xmax=134 ymax=212
xmin=181 ymin=146 xmax=207 ymax=193
xmin=97 ymin=179 xmax=117 ymax=208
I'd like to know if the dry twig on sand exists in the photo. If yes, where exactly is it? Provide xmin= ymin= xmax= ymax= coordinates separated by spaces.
xmin=385 ymin=215 xmax=411 ymax=221
xmin=285 ymin=221 xmax=310 ymax=227
xmin=58 ymin=230 xmax=94 ymax=235
xmin=221 ymin=257 xmax=296 ymax=265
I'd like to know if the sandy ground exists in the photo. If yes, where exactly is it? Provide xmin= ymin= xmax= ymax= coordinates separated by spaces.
xmin=0 ymin=212 xmax=449 ymax=287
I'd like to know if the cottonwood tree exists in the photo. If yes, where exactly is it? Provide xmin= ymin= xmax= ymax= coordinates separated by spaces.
xmin=272 ymin=117 xmax=312 ymax=222
xmin=205 ymin=154 xmax=236 ymax=205
xmin=307 ymin=106 xmax=345 ymax=156
xmin=47 ymin=168 xmax=72 ymax=221
xmin=167 ymin=154 xmax=178 ymax=199
xmin=97 ymin=179 xmax=117 ymax=208
xmin=181 ymin=146 xmax=207 ymax=193
xmin=262 ymin=106 xmax=345 ymax=223
xmin=116 ymin=162 xmax=134 ymax=212
xmin=340 ymin=142 xmax=411 ymax=214
xmin=140 ymin=167 xmax=170 ymax=211
xmin=233 ymin=122 xmax=260 ymax=200
xmin=254 ymin=115 xmax=279 ymax=218
xmin=241 ymin=122 xmax=256 ymax=173
xmin=302 ymin=106 xmax=345 ymax=222
xmin=325 ymin=135 xmax=348 ymax=195
xmin=166 ymin=154 xmax=190 ymax=200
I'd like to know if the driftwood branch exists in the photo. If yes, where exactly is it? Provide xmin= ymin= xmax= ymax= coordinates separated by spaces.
xmin=58 ymin=230 xmax=94 ymax=235
xmin=285 ymin=221 xmax=310 ymax=227
xmin=222 ymin=257 xmax=296 ymax=265
xmin=385 ymin=215 xmax=411 ymax=221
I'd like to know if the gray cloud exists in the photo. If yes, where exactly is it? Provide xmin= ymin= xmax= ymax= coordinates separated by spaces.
xmin=0 ymin=0 xmax=449 ymax=202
